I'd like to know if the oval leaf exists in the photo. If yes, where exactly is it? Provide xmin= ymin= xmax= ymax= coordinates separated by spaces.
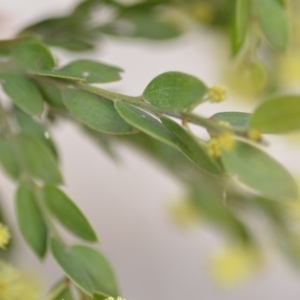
xmin=115 ymin=102 xmax=177 ymax=147
xmin=51 ymin=239 xmax=119 ymax=297
xmin=212 ymin=112 xmax=251 ymax=130
xmin=11 ymin=40 xmax=56 ymax=71
xmin=15 ymin=183 xmax=48 ymax=258
xmin=251 ymin=95 xmax=300 ymax=133
xmin=221 ymin=139 xmax=298 ymax=200
xmin=0 ymin=73 xmax=43 ymax=116
xmin=0 ymin=136 xmax=20 ymax=179
xmin=43 ymin=186 xmax=97 ymax=242
xmin=143 ymin=72 xmax=207 ymax=111
xmin=235 ymin=0 xmax=250 ymax=44
xmin=62 ymin=88 xmax=137 ymax=134
xmin=256 ymin=0 xmax=288 ymax=51
xmin=55 ymin=60 xmax=123 ymax=83
xmin=161 ymin=117 xmax=223 ymax=175
xmin=15 ymin=108 xmax=58 ymax=159
xmin=17 ymin=133 xmax=63 ymax=184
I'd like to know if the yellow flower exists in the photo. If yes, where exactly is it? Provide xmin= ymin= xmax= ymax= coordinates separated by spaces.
xmin=208 ymin=245 xmax=261 ymax=288
xmin=207 ymin=138 xmax=222 ymax=158
xmin=207 ymin=132 xmax=235 ymax=158
xmin=248 ymin=129 xmax=262 ymax=142
xmin=0 ymin=260 xmax=40 ymax=300
xmin=207 ymin=85 xmax=227 ymax=103
xmin=218 ymin=132 xmax=235 ymax=151
xmin=218 ymin=121 xmax=231 ymax=128
xmin=106 ymin=297 xmax=126 ymax=300
xmin=0 ymin=223 xmax=10 ymax=250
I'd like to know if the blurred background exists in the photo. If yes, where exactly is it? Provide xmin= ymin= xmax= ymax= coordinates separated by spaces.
xmin=1 ymin=0 xmax=300 ymax=299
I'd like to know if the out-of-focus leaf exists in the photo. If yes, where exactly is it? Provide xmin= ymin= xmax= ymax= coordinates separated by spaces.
xmin=211 ymin=112 xmax=251 ymax=130
xmin=130 ymin=14 xmax=180 ymax=40
xmin=0 ymin=73 xmax=43 ymax=116
xmin=143 ymin=72 xmax=207 ymax=111
xmin=191 ymin=186 xmax=251 ymax=243
xmin=0 ymin=136 xmax=20 ymax=179
xmin=10 ymin=40 xmax=56 ymax=71
xmin=161 ymin=117 xmax=223 ymax=175
xmin=51 ymin=239 xmax=119 ymax=297
xmin=231 ymin=0 xmax=250 ymax=55
xmin=47 ymin=279 xmax=73 ymax=300
xmin=250 ymin=95 xmax=300 ymax=133
xmin=62 ymin=88 xmax=137 ymax=134
xmin=17 ymin=133 xmax=63 ymax=184
xmin=221 ymin=139 xmax=298 ymax=200
xmin=15 ymin=183 xmax=48 ymax=258
xmin=115 ymin=102 xmax=177 ymax=147
xmin=256 ymin=0 xmax=288 ymax=51
xmin=14 ymin=108 xmax=58 ymax=159
xmin=55 ymin=60 xmax=123 ymax=83
xmin=43 ymin=186 xmax=97 ymax=242
xmin=35 ymin=79 xmax=65 ymax=109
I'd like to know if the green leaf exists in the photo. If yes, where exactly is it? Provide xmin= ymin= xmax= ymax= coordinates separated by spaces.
xmin=0 ymin=73 xmax=43 ymax=116
xmin=212 ymin=112 xmax=251 ymax=130
xmin=47 ymin=280 xmax=73 ymax=300
xmin=51 ymin=239 xmax=119 ymax=297
xmin=15 ymin=183 xmax=48 ymax=258
xmin=130 ymin=14 xmax=180 ymax=40
xmin=250 ymin=95 xmax=300 ymax=133
xmin=143 ymin=72 xmax=207 ymax=111
xmin=14 ymin=108 xmax=58 ymax=159
xmin=62 ymin=88 xmax=137 ymax=134
xmin=115 ymin=102 xmax=177 ymax=147
xmin=235 ymin=0 xmax=250 ymax=45
xmin=35 ymin=79 xmax=65 ymax=109
xmin=256 ymin=0 xmax=288 ymax=51
xmin=55 ymin=60 xmax=123 ymax=83
xmin=161 ymin=117 xmax=223 ymax=175
xmin=0 ymin=136 xmax=20 ymax=179
xmin=11 ymin=40 xmax=56 ymax=71
xmin=43 ymin=186 xmax=97 ymax=242
xmin=221 ymin=139 xmax=298 ymax=200
xmin=17 ymin=133 xmax=63 ymax=184
xmin=93 ymin=293 xmax=111 ymax=300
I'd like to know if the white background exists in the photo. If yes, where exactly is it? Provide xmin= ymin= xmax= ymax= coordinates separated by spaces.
xmin=1 ymin=1 xmax=300 ymax=299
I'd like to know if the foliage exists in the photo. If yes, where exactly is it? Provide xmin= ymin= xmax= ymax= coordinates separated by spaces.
xmin=1 ymin=0 xmax=300 ymax=298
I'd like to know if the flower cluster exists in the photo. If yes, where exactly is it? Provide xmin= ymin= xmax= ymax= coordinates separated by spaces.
xmin=207 ymin=132 xmax=235 ymax=158
xmin=207 ymin=85 xmax=227 ymax=103
xmin=0 ymin=260 xmax=40 ymax=300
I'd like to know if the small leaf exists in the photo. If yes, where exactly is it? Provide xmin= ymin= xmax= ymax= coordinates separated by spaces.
xmin=212 ymin=112 xmax=251 ymax=130
xmin=55 ymin=60 xmax=123 ymax=83
xmin=221 ymin=139 xmax=298 ymax=200
xmin=47 ymin=280 xmax=73 ymax=300
xmin=62 ymin=88 xmax=137 ymax=134
xmin=43 ymin=186 xmax=97 ymax=242
xmin=250 ymin=95 xmax=300 ymax=133
xmin=256 ymin=0 xmax=288 ymax=51
xmin=0 ymin=73 xmax=43 ymax=116
xmin=17 ymin=133 xmax=63 ymax=184
xmin=130 ymin=14 xmax=180 ymax=40
xmin=14 ymin=108 xmax=58 ymax=159
xmin=235 ymin=0 xmax=250 ymax=44
xmin=15 ymin=183 xmax=48 ymax=258
xmin=35 ymin=79 xmax=65 ymax=109
xmin=51 ymin=239 xmax=119 ymax=297
xmin=10 ymin=40 xmax=56 ymax=71
xmin=161 ymin=117 xmax=223 ymax=175
xmin=51 ymin=239 xmax=94 ymax=295
xmin=0 ymin=136 xmax=20 ymax=179
xmin=143 ymin=72 xmax=207 ymax=111
xmin=115 ymin=102 xmax=177 ymax=147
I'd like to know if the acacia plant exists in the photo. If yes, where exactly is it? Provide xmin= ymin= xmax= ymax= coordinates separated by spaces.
xmin=0 ymin=0 xmax=300 ymax=299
